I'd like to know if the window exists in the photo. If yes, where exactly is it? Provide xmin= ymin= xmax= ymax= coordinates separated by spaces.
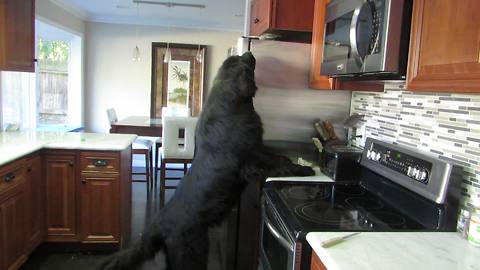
xmin=0 ymin=20 xmax=83 ymax=131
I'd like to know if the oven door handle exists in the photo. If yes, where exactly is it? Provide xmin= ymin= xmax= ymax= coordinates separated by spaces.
xmin=264 ymin=215 xmax=294 ymax=252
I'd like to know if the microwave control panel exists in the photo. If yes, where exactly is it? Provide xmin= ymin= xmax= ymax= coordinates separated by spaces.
xmin=364 ymin=142 xmax=432 ymax=184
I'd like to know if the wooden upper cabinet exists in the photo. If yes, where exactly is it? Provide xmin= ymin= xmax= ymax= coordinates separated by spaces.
xmin=406 ymin=0 xmax=480 ymax=92
xmin=44 ymin=153 xmax=78 ymax=242
xmin=0 ymin=0 xmax=35 ymax=72
xmin=250 ymin=0 xmax=315 ymax=42
xmin=309 ymin=0 xmax=334 ymax=90
xmin=250 ymin=0 xmax=271 ymax=37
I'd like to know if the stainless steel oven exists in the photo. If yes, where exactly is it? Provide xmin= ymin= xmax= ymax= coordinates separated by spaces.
xmin=260 ymin=196 xmax=307 ymax=270
xmin=320 ymin=0 xmax=412 ymax=79
xmin=260 ymin=137 xmax=461 ymax=270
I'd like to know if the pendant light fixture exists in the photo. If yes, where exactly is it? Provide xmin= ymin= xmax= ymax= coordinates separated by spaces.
xmin=132 ymin=3 xmax=141 ymax=61
xmin=195 ymin=44 xmax=203 ymax=63
xmin=163 ymin=5 xmax=172 ymax=63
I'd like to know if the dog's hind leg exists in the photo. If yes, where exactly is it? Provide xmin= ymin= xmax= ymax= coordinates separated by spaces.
xmin=165 ymin=228 xmax=209 ymax=270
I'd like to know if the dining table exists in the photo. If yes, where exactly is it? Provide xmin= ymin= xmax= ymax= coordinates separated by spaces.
xmin=109 ymin=116 xmax=163 ymax=137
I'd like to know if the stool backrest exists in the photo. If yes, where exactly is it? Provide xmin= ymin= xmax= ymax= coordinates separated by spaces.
xmin=106 ymin=108 xmax=118 ymax=124
xmin=162 ymin=116 xmax=198 ymax=159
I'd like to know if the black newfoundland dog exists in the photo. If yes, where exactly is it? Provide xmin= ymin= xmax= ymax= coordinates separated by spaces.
xmin=97 ymin=52 xmax=313 ymax=270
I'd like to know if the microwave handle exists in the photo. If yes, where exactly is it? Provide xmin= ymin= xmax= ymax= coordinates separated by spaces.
xmin=264 ymin=215 xmax=295 ymax=252
xmin=349 ymin=5 xmax=363 ymax=65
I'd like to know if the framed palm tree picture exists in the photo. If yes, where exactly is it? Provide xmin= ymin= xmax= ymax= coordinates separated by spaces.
xmin=151 ymin=42 xmax=206 ymax=117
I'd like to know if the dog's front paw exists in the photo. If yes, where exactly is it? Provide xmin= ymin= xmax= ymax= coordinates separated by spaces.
xmin=292 ymin=164 xmax=315 ymax=176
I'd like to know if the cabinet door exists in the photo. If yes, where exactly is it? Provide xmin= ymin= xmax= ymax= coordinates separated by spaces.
xmin=0 ymin=0 xmax=35 ymax=72
xmin=250 ymin=0 xmax=272 ymax=36
xmin=24 ymin=155 xmax=45 ymax=253
xmin=309 ymin=0 xmax=334 ymax=90
xmin=80 ymin=174 xmax=120 ymax=243
xmin=45 ymin=154 xmax=78 ymax=242
xmin=407 ymin=0 xmax=480 ymax=92
xmin=310 ymin=250 xmax=327 ymax=270
xmin=0 ymin=190 xmax=27 ymax=270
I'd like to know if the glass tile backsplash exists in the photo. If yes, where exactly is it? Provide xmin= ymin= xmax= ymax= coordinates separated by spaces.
xmin=350 ymin=83 xmax=480 ymax=210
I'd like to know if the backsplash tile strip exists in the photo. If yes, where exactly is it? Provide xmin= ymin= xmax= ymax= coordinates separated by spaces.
xmin=351 ymin=85 xmax=480 ymax=211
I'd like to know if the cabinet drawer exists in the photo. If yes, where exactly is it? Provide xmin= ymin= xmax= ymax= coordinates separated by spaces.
xmin=80 ymin=152 xmax=119 ymax=173
xmin=0 ymin=160 xmax=25 ymax=196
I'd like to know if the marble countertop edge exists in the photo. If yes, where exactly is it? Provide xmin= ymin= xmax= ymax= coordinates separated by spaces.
xmin=0 ymin=131 xmax=137 ymax=167
xmin=306 ymin=232 xmax=480 ymax=270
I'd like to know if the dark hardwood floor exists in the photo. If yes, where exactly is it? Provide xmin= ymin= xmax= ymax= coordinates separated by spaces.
xmin=20 ymin=165 xmax=224 ymax=270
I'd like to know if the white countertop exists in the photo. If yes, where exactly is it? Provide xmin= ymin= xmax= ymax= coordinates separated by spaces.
xmin=307 ymin=232 xmax=480 ymax=270
xmin=0 ymin=131 xmax=137 ymax=167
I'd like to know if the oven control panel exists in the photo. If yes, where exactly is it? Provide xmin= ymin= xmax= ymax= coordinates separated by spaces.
xmin=365 ymin=143 xmax=432 ymax=184
xmin=360 ymin=138 xmax=458 ymax=204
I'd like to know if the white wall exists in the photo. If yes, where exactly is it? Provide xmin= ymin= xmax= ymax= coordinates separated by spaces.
xmin=85 ymin=22 xmax=240 ymax=133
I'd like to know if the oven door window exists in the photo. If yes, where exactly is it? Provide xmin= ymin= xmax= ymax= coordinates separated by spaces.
xmin=323 ymin=2 xmax=379 ymax=66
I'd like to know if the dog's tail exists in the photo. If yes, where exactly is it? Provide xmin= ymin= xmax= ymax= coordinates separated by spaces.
xmin=96 ymin=236 xmax=166 ymax=270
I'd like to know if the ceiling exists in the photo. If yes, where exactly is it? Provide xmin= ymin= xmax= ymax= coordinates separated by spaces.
xmin=50 ymin=0 xmax=247 ymax=31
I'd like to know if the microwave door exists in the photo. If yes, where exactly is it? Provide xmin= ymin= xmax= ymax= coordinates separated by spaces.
xmin=350 ymin=1 xmax=380 ymax=72
xmin=321 ymin=0 xmax=365 ymax=76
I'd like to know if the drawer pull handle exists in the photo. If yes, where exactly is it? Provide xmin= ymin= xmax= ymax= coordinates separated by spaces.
xmin=27 ymin=167 xmax=32 ymax=172
xmin=4 ymin=173 xmax=16 ymax=183
xmin=81 ymin=179 xmax=87 ymax=184
xmin=69 ymin=161 xmax=74 ymax=167
xmin=253 ymin=18 xmax=260 ymax=24
xmin=93 ymin=160 xmax=108 ymax=167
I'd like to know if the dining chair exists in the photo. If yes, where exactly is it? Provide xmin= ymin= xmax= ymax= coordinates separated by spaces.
xmin=106 ymin=108 xmax=154 ymax=187
xmin=159 ymin=115 xmax=198 ymax=207
xmin=154 ymin=107 xmax=189 ymax=186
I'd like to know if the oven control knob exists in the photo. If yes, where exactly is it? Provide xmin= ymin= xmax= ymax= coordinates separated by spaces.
xmin=368 ymin=150 xmax=376 ymax=160
xmin=414 ymin=169 xmax=421 ymax=180
xmin=411 ymin=168 xmax=419 ymax=179
xmin=407 ymin=166 xmax=414 ymax=177
xmin=419 ymin=170 xmax=429 ymax=182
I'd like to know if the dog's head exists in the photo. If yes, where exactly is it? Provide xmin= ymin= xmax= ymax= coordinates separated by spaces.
xmin=215 ymin=52 xmax=257 ymax=100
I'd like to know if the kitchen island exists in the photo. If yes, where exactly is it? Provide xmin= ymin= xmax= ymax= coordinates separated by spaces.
xmin=307 ymin=232 xmax=480 ymax=270
xmin=0 ymin=131 xmax=136 ymax=270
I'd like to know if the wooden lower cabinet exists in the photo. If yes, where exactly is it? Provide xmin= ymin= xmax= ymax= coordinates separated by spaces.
xmin=24 ymin=155 xmax=45 ymax=253
xmin=44 ymin=152 xmax=78 ymax=242
xmin=0 ymin=186 xmax=27 ymax=270
xmin=310 ymin=250 xmax=328 ymax=270
xmin=0 ymin=147 xmax=131 ymax=270
xmin=80 ymin=173 xmax=120 ymax=243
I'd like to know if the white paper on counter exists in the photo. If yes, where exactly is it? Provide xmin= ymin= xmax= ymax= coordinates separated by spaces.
xmin=266 ymin=166 xmax=334 ymax=183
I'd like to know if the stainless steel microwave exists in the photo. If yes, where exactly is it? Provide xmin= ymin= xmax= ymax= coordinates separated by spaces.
xmin=320 ymin=0 xmax=412 ymax=79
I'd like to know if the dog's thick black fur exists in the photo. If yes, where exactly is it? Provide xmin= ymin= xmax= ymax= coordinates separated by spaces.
xmin=96 ymin=52 xmax=314 ymax=270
